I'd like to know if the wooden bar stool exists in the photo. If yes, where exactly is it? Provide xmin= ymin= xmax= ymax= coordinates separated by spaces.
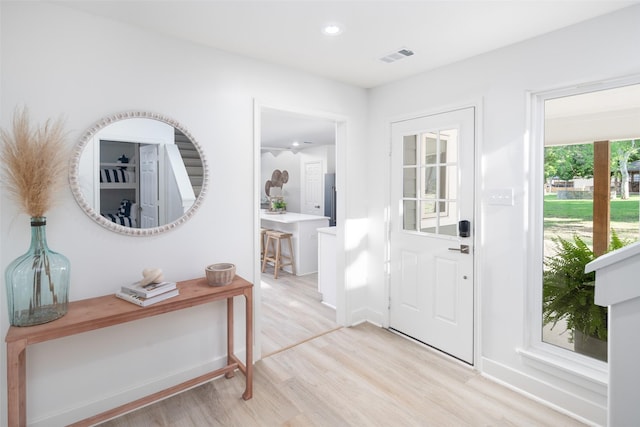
xmin=260 ymin=228 xmax=270 ymax=262
xmin=261 ymin=230 xmax=296 ymax=279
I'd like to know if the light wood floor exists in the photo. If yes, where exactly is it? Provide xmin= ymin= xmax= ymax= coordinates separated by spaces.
xmin=99 ymin=268 xmax=585 ymax=426
xmin=260 ymin=270 xmax=339 ymax=356
xmin=100 ymin=322 xmax=585 ymax=426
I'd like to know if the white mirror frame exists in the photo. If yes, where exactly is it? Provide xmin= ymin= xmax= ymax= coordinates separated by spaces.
xmin=69 ymin=111 xmax=208 ymax=236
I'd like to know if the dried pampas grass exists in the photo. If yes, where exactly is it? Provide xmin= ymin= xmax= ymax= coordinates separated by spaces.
xmin=1 ymin=107 xmax=69 ymax=218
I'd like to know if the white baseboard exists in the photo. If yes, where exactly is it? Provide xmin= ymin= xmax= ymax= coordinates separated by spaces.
xmin=31 ymin=354 xmax=233 ymax=427
xmin=481 ymin=357 xmax=606 ymax=426
xmin=355 ymin=307 xmax=384 ymax=326
xmin=348 ymin=306 xmax=373 ymax=326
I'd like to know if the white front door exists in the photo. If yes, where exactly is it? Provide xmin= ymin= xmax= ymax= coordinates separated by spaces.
xmin=389 ymin=107 xmax=475 ymax=364
xmin=139 ymin=144 xmax=159 ymax=228
xmin=303 ymin=161 xmax=323 ymax=215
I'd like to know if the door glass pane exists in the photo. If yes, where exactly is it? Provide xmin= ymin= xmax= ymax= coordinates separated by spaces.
xmin=403 ymin=135 xmax=417 ymax=166
xmin=422 ymin=199 xmax=436 ymax=216
xmin=443 ymin=165 xmax=458 ymax=200
xmin=403 ymin=200 xmax=417 ymax=231
xmin=439 ymin=139 xmax=448 ymax=162
xmin=441 ymin=129 xmax=458 ymax=163
xmin=439 ymin=201 xmax=458 ymax=236
xmin=401 ymin=128 xmax=460 ymax=237
xmin=419 ymin=200 xmax=437 ymax=233
xmin=403 ymin=168 xmax=417 ymax=197
xmin=423 ymin=134 xmax=437 ymax=165
xmin=423 ymin=166 xmax=437 ymax=198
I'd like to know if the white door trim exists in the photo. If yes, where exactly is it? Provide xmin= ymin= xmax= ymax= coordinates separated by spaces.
xmin=253 ymin=99 xmax=349 ymax=361
xmin=384 ymin=100 xmax=483 ymax=368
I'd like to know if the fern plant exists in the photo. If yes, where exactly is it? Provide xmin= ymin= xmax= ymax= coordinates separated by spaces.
xmin=543 ymin=230 xmax=627 ymax=342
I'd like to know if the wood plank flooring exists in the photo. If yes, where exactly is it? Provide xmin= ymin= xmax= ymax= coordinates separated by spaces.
xmin=98 ymin=270 xmax=585 ymax=426
xmin=100 ymin=322 xmax=585 ymax=426
xmin=259 ymin=270 xmax=339 ymax=356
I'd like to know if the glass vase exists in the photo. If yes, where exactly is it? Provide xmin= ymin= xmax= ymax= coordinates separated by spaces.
xmin=5 ymin=217 xmax=70 ymax=326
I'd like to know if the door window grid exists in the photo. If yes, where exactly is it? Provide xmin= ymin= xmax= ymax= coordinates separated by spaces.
xmin=402 ymin=130 xmax=459 ymax=235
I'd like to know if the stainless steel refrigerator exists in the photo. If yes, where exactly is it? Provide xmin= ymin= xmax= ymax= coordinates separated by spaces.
xmin=324 ymin=173 xmax=336 ymax=226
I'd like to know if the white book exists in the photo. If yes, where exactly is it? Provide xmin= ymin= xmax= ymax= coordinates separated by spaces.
xmin=115 ymin=289 xmax=179 ymax=307
xmin=120 ymin=281 xmax=177 ymax=298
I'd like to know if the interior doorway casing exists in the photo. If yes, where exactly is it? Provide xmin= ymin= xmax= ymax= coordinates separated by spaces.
xmin=253 ymin=100 xmax=348 ymax=361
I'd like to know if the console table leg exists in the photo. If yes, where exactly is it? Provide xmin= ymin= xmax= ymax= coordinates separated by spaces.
xmin=243 ymin=288 xmax=253 ymax=400
xmin=7 ymin=339 xmax=27 ymax=427
xmin=225 ymin=297 xmax=235 ymax=379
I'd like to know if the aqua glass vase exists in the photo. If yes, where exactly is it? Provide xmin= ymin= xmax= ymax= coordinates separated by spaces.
xmin=5 ymin=217 xmax=70 ymax=326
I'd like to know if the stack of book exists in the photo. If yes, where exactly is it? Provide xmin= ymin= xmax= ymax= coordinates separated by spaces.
xmin=115 ymin=281 xmax=179 ymax=307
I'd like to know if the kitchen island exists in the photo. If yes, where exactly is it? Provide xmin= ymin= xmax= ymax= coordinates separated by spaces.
xmin=260 ymin=211 xmax=330 ymax=275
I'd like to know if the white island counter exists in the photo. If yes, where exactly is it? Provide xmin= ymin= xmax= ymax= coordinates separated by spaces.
xmin=261 ymin=211 xmax=330 ymax=275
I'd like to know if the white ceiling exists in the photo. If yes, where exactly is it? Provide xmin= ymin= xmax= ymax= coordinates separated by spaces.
xmin=56 ymin=0 xmax=637 ymax=89
xmin=545 ymin=83 xmax=640 ymax=146
xmin=261 ymin=108 xmax=336 ymax=153
xmin=53 ymin=0 xmax=640 ymax=150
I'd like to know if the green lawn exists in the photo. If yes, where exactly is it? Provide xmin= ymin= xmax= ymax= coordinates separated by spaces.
xmin=544 ymin=194 xmax=640 ymax=223
xmin=544 ymin=194 xmax=640 ymax=245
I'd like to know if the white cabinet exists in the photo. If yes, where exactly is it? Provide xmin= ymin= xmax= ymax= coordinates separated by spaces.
xmin=318 ymin=226 xmax=337 ymax=308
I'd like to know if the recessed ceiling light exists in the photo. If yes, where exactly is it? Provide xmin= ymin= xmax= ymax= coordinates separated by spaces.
xmin=322 ymin=24 xmax=343 ymax=36
xmin=292 ymin=141 xmax=300 ymax=147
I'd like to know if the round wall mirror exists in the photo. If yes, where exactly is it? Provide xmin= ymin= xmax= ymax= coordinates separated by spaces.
xmin=69 ymin=111 xmax=208 ymax=236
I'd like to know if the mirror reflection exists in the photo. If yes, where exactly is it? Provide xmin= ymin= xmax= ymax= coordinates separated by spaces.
xmin=71 ymin=112 xmax=207 ymax=236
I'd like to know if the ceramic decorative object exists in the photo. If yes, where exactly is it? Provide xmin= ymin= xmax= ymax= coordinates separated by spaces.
xmin=205 ymin=263 xmax=236 ymax=286
xmin=5 ymin=217 xmax=70 ymax=326
xmin=140 ymin=268 xmax=164 ymax=286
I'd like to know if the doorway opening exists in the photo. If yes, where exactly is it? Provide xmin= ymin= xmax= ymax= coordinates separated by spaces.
xmin=258 ymin=106 xmax=341 ymax=357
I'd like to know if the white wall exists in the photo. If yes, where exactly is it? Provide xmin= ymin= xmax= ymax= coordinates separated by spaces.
xmin=261 ymin=151 xmax=301 ymax=212
xmin=0 ymin=2 xmax=367 ymax=425
xmin=5 ymin=1 xmax=638 ymax=426
xmin=367 ymin=5 xmax=640 ymax=426
xmin=261 ymin=145 xmax=335 ymax=214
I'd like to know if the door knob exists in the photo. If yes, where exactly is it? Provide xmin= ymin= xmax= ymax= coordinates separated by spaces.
xmin=448 ymin=244 xmax=470 ymax=254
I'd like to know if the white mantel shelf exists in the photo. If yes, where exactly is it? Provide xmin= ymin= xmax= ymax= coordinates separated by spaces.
xmin=585 ymin=241 xmax=640 ymax=427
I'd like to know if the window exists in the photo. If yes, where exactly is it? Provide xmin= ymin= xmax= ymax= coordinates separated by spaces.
xmin=533 ymin=80 xmax=640 ymax=363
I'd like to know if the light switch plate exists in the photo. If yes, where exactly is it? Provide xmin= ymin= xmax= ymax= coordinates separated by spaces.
xmin=487 ymin=188 xmax=514 ymax=206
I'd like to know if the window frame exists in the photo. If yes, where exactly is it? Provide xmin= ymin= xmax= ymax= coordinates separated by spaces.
xmin=522 ymin=76 xmax=640 ymax=385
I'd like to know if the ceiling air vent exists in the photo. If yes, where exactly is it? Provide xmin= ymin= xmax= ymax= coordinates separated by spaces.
xmin=379 ymin=48 xmax=415 ymax=64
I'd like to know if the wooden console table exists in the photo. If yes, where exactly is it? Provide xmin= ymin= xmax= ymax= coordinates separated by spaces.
xmin=5 ymin=276 xmax=253 ymax=427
